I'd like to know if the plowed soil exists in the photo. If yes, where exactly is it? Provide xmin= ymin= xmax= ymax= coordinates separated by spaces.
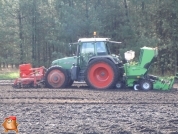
xmin=0 ymin=85 xmax=178 ymax=134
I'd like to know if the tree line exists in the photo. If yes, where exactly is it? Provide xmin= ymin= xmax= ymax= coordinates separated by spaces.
xmin=0 ymin=0 xmax=178 ymax=75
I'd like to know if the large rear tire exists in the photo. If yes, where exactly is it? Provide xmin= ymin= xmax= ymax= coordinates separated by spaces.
xmin=45 ymin=66 xmax=68 ymax=88
xmin=85 ymin=58 xmax=119 ymax=90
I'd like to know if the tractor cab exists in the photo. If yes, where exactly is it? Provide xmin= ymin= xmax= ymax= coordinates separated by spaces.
xmin=79 ymin=38 xmax=110 ymax=55
xmin=78 ymin=38 xmax=111 ymax=68
xmin=67 ymin=37 xmax=122 ymax=82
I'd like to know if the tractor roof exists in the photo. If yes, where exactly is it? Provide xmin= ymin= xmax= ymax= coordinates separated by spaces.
xmin=78 ymin=38 xmax=110 ymax=42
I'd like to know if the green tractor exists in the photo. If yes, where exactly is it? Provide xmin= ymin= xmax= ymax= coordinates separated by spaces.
xmin=45 ymin=36 xmax=177 ymax=90
xmin=45 ymin=37 xmax=124 ymax=89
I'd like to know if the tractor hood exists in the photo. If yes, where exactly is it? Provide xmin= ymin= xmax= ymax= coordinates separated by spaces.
xmin=51 ymin=56 xmax=77 ymax=69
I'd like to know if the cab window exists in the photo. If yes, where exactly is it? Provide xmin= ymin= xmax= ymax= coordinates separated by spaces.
xmin=96 ymin=42 xmax=106 ymax=52
xmin=81 ymin=42 xmax=94 ymax=54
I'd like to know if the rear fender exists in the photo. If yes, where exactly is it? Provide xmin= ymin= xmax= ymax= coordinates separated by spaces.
xmin=88 ymin=56 xmax=119 ymax=65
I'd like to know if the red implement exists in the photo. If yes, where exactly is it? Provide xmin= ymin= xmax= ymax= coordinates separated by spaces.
xmin=12 ymin=63 xmax=46 ymax=88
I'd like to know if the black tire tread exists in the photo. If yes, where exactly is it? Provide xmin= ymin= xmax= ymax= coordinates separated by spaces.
xmin=66 ymin=78 xmax=74 ymax=87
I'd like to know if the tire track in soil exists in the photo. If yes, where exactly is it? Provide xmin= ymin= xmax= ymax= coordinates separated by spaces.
xmin=1 ymin=85 xmax=178 ymax=104
xmin=0 ymin=85 xmax=178 ymax=134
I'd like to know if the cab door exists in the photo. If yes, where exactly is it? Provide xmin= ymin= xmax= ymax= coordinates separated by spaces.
xmin=80 ymin=42 xmax=95 ymax=68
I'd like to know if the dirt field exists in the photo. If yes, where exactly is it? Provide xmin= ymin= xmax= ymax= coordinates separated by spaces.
xmin=0 ymin=85 xmax=178 ymax=134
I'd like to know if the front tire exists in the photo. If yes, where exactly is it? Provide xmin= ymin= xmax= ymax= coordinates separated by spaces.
xmin=85 ymin=58 xmax=119 ymax=90
xmin=45 ymin=66 xmax=68 ymax=88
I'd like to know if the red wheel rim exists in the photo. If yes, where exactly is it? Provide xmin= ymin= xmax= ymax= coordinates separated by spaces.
xmin=47 ymin=69 xmax=65 ymax=88
xmin=88 ymin=62 xmax=114 ymax=89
